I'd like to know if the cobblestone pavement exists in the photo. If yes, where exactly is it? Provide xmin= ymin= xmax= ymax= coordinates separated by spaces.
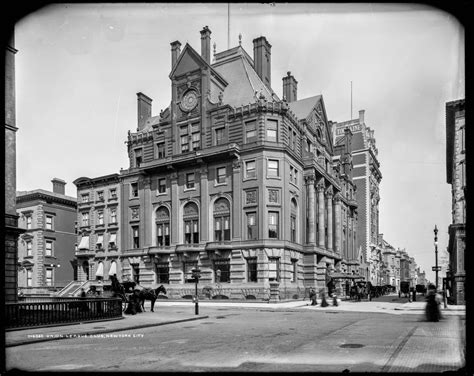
xmin=5 ymin=301 xmax=465 ymax=373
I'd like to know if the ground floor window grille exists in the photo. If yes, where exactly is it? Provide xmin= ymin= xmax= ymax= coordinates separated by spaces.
xmin=247 ymin=257 xmax=258 ymax=282
xmin=131 ymin=263 xmax=140 ymax=284
xmin=155 ymin=262 xmax=169 ymax=284
xmin=214 ymin=258 xmax=230 ymax=283
xmin=291 ymin=259 xmax=297 ymax=282
xmin=184 ymin=261 xmax=198 ymax=283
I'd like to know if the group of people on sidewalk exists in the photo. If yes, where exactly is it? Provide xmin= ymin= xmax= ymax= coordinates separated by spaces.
xmin=309 ymin=288 xmax=338 ymax=307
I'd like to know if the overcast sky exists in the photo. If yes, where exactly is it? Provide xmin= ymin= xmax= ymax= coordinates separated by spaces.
xmin=14 ymin=3 xmax=464 ymax=282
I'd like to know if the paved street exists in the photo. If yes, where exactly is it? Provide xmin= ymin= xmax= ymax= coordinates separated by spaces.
xmin=5 ymin=296 xmax=465 ymax=373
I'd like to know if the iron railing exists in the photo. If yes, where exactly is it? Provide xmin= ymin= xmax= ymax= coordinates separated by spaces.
xmin=5 ymin=298 xmax=122 ymax=329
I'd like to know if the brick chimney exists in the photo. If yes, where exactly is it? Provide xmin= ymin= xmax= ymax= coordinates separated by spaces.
xmin=51 ymin=178 xmax=66 ymax=195
xmin=200 ymin=26 xmax=211 ymax=64
xmin=282 ymin=71 xmax=297 ymax=102
xmin=253 ymin=36 xmax=272 ymax=90
xmin=359 ymin=109 xmax=365 ymax=124
xmin=170 ymin=40 xmax=182 ymax=69
xmin=137 ymin=92 xmax=152 ymax=130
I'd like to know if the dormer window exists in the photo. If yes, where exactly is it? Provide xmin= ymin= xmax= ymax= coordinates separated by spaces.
xmin=134 ymin=149 xmax=143 ymax=168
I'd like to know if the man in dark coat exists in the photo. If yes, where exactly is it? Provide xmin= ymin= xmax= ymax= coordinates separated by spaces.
xmin=124 ymin=289 xmax=143 ymax=315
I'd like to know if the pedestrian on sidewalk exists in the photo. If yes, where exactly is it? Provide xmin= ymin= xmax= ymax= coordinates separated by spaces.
xmin=425 ymin=284 xmax=441 ymax=322
xmin=320 ymin=289 xmax=329 ymax=307
xmin=309 ymin=288 xmax=317 ymax=306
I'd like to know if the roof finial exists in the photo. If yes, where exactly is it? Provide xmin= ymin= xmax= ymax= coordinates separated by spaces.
xmin=238 ymin=33 xmax=242 ymax=46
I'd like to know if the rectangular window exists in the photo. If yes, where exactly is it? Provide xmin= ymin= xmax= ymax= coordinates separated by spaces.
xmin=82 ymin=212 xmax=89 ymax=227
xmin=45 ymin=240 xmax=53 ymax=256
xmin=245 ymin=160 xmax=256 ymax=179
xmin=81 ymin=194 xmax=89 ymax=203
xmin=156 ymin=262 xmax=170 ymax=284
xmin=268 ymin=257 xmax=280 ymax=281
xmin=291 ymin=215 xmax=297 ymax=242
xmin=245 ymin=120 xmax=257 ymax=142
xmin=132 ymin=226 xmax=140 ymax=249
xmin=215 ymin=127 xmax=225 ymax=145
xmin=110 ymin=188 xmax=117 ymax=199
xmin=184 ymin=261 xmax=198 ymax=283
xmin=157 ymin=143 xmax=165 ymax=159
xmin=110 ymin=208 xmax=117 ymax=223
xmin=288 ymin=128 xmax=293 ymax=148
xmin=97 ymin=191 xmax=104 ymax=201
xmin=266 ymin=119 xmax=277 ymax=142
xmin=294 ymin=169 xmax=298 ymax=184
xmin=247 ymin=257 xmax=258 ymax=282
xmin=247 ymin=212 xmax=258 ymax=240
xmin=268 ymin=211 xmax=279 ymax=239
xmin=293 ymin=131 xmax=297 ymax=150
xmin=267 ymin=159 xmax=279 ymax=177
xmin=184 ymin=219 xmax=199 ymax=244
xmin=158 ymin=178 xmax=166 ymax=194
xmin=191 ymin=123 xmax=200 ymax=150
xmin=131 ymin=182 xmax=139 ymax=198
xmin=216 ymin=167 xmax=226 ymax=184
xmin=45 ymin=268 xmax=53 ymax=286
xmin=45 ymin=215 xmax=53 ymax=230
xmin=109 ymin=233 xmax=117 ymax=248
xmin=180 ymin=126 xmax=189 ymax=153
xmin=214 ymin=259 xmax=230 ymax=283
xmin=214 ymin=216 xmax=230 ymax=241
xmin=186 ymin=173 xmax=195 ymax=189
xmin=135 ymin=149 xmax=143 ymax=168
xmin=26 ymin=215 xmax=32 ymax=230
xmin=27 ymin=269 xmax=33 ymax=287
xmin=26 ymin=241 xmax=33 ymax=256
xmin=96 ymin=234 xmax=104 ymax=249
xmin=157 ymin=223 xmax=170 ymax=246
xmin=97 ymin=211 xmax=104 ymax=225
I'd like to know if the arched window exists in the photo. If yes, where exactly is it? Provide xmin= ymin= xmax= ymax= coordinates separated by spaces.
xmin=290 ymin=198 xmax=297 ymax=243
xmin=214 ymin=198 xmax=230 ymax=241
xmin=183 ymin=202 xmax=199 ymax=244
xmin=156 ymin=206 xmax=170 ymax=246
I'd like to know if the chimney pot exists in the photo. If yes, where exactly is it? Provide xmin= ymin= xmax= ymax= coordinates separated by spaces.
xmin=51 ymin=178 xmax=66 ymax=195
xmin=137 ymin=92 xmax=153 ymax=130
xmin=282 ymin=71 xmax=298 ymax=102
xmin=359 ymin=109 xmax=365 ymax=123
xmin=253 ymin=36 xmax=272 ymax=90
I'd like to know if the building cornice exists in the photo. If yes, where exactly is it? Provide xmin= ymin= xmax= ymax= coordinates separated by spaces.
xmin=16 ymin=192 xmax=77 ymax=207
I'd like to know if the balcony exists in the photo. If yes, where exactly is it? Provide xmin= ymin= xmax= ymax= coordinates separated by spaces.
xmin=176 ymin=244 xmax=205 ymax=253
xmin=205 ymin=241 xmax=233 ymax=251
xmin=75 ymin=249 xmax=96 ymax=257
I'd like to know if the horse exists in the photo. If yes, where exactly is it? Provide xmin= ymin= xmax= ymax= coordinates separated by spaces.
xmin=138 ymin=285 xmax=167 ymax=312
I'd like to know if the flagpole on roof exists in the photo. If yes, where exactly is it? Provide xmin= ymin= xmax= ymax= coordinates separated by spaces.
xmin=351 ymin=81 xmax=353 ymax=120
xmin=227 ymin=3 xmax=230 ymax=49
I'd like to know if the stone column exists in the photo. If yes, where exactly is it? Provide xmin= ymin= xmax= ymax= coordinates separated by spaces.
xmin=305 ymin=175 xmax=316 ymax=244
xmin=200 ymin=166 xmax=209 ymax=242
xmin=334 ymin=193 xmax=342 ymax=255
xmin=170 ymin=172 xmax=179 ymax=244
xmin=232 ymin=159 xmax=242 ymax=240
xmin=317 ymin=182 xmax=325 ymax=248
xmin=143 ymin=176 xmax=152 ymax=247
xmin=326 ymin=188 xmax=333 ymax=252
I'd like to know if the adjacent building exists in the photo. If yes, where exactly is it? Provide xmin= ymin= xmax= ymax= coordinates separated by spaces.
xmin=445 ymin=98 xmax=465 ymax=305
xmin=72 ymin=27 xmax=360 ymax=299
xmin=17 ymin=179 xmax=77 ymax=291
xmin=333 ymin=110 xmax=382 ymax=282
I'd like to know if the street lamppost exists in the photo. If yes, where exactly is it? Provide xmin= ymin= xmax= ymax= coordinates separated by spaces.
xmin=191 ymin=268 xmax=201 ymax=315
xmin=434 ymin=225 xmax=439 ymax=290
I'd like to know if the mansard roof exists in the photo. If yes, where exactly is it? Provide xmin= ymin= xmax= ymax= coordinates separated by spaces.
xmin=212 ymin=45 xmax=278 ymax=107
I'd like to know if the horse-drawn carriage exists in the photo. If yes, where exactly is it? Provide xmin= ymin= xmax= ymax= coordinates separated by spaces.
xmin=109 ymin=275 xmax=167 ymax=313
xmin=399 ymin=281 xmax=410 ymax=298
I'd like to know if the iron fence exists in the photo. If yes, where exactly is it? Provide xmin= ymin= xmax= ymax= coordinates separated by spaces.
xmin=5 ymin=298 xmax=122 ymax=329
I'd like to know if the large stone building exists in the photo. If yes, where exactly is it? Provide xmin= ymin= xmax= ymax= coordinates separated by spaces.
xmin=4 ymin=30 xmax=24 ymax=302
xmin=445 ymin=98 xmax=465 ymax=304
xmin=333 ymin=110 xmax=382 ymax=282
xmin=72 ymin=27 xmax=359 ymax=299
xmin=17 ymin=179 xmax=77 ymax=292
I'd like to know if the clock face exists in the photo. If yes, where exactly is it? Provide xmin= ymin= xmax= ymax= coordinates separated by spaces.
xmin=180 ymin=91 xmax=198 ymax=112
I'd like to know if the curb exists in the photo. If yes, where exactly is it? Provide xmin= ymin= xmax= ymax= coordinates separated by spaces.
xmin=6 ymin=315 xmax=209 ymax=348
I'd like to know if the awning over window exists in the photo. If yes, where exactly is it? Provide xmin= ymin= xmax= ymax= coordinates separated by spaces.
xmin=95 ymin=262 xmax=104 ymax=278
xmin=78 ymin=236 xmax=90 ymax=250
xmin=108 ymin=261 xmax=117 ymax=276
xmin=109 ymin=233 xmax=116 ymax=244
xmin=96 ymin=235 xmax=104 ymax=245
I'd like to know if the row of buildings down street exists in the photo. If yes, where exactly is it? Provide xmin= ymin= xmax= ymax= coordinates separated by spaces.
xmin=9 ymin=25 xmax=461 ymax=303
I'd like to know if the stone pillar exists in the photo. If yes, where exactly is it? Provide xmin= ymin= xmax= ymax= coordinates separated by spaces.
xmin=170 ymin=172 xmax=179 ymax=244
xmin=232 ymin=159 xmax=242 ymax=240
xmin=143 ymin=176 xmax=152 ymax=247
xmin=334 ymin=193 xmax=342 ymax=255
xmin=326 ymin=188 xmax=333 ymax=252
xmin=269 ymin=281 xmax=280 ymax=303
xmin=317 ymin=182 xmax=325 ymax=248
xmin=200 ymin=166 xmax=209 ymax=242
xmin=306 ymin=175 xmax=316 ymax=244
